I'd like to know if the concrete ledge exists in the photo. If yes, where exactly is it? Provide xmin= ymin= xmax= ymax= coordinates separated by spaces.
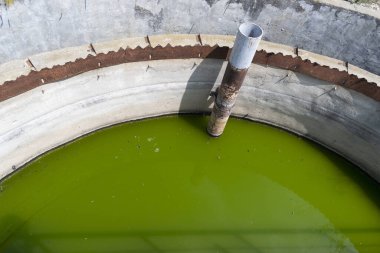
xmin=298 ymin=49 xmax=347 ymax=72
xmin=199 ymin=35 xmax=234 ymax=48
xmin=148 ymin=34 xmax=201 ymax=48
xmin=0 ymin=59 xmax=379 ymax=184
xmin=93 ymin=37 xmax=150 ymax=55
xmin=348 ymin=63 xmax=380 ymax=86
xmin=258 ymin=41 xmax=296 ymax=58
xmin=313 ymin=0 xmax=380 ymax=19
xmin=0 ymin=59 xmax=32 ymax=85
xmin=28 ymin=44 xmax=96 ymax=71
xmin=0 ymin=35 xmax=379 ymax=103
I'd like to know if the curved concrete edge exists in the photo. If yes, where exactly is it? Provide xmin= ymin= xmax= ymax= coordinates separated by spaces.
xmin=313 ymin=0 xmax=380 ymax=20
xmin=348 ymin=63 xmax=380 ymax=85
xmin=297 ymin=49 xmax=347 ymax=72
xmin=0 ymin=35 xmax=380 ymax=101
xmin=0 ymin=59 xmax=379 ymax=183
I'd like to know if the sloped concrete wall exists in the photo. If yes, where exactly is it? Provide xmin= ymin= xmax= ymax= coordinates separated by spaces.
xmin=0 ymin=0 xmax=379 ymax=74
xmin=1 ymin=59 xmax=379 ymax=183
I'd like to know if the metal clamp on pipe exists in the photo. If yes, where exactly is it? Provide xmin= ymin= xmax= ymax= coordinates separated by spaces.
xmin=207 ymin=23 xmax=263 ymax=137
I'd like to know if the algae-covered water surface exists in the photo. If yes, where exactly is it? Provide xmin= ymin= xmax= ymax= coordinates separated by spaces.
xmin=0 ymin=115 xmax=379 ymax=252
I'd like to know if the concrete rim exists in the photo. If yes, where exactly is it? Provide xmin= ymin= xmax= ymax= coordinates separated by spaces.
xmin=1 ymin=35 xmax=379 ymax=102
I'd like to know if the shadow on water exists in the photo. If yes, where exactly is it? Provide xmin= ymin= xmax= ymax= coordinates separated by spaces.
xmin=0 ymin=215 xmax=39 ymax=253
xmin=266 ymin=70 xmax=380 ymax=214
xmin=302 ymin=140 xmax=380 ymax=250
xmin=281 ymin=134 xmax=380 ymax=220
xmin=178 ymin=57 xmax=225 ymax=134
xmin=320 ymin=143 xmax=380 ymax=210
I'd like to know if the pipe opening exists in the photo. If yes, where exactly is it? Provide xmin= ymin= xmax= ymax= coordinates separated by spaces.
xmin=239 ymin=23 xmax=263 ymax=38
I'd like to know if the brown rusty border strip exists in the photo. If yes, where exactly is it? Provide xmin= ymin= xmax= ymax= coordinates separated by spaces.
xmin=1 ymin=45 xmax=379 ymax=102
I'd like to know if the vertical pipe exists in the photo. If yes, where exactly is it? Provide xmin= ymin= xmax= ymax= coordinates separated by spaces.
xmin=207 ymin=23 xmax=263 ymax=137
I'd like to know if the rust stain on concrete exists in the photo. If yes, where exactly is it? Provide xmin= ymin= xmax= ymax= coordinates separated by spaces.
xmin=0 ymin=45 xmax=379 ymax=102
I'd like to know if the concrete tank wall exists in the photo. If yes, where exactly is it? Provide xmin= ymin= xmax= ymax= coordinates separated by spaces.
xmin=1 ymin=58 xmax=379 ymax=183
xmin=0 ymin=0 xmax=379 ymax=74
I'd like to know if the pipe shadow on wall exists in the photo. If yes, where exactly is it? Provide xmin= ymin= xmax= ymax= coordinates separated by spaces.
xmin=178 ymin=58 xmax=226 ymax=134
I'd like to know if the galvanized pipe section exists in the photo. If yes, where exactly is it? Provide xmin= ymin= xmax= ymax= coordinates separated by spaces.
xmin=207 ymin=23 xmax=263 ymax=137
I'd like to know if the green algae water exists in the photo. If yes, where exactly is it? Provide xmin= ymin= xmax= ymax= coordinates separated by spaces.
xmin=0 ymin=115 xmax=379 ymax=253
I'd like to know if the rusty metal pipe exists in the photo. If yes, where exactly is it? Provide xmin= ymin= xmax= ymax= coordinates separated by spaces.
xmin=207 ymin=23 xmax=263 ymax=137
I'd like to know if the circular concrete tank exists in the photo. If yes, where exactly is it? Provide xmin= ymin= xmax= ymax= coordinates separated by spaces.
xmin=0 ymin=0 xmax=379 ymax=252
